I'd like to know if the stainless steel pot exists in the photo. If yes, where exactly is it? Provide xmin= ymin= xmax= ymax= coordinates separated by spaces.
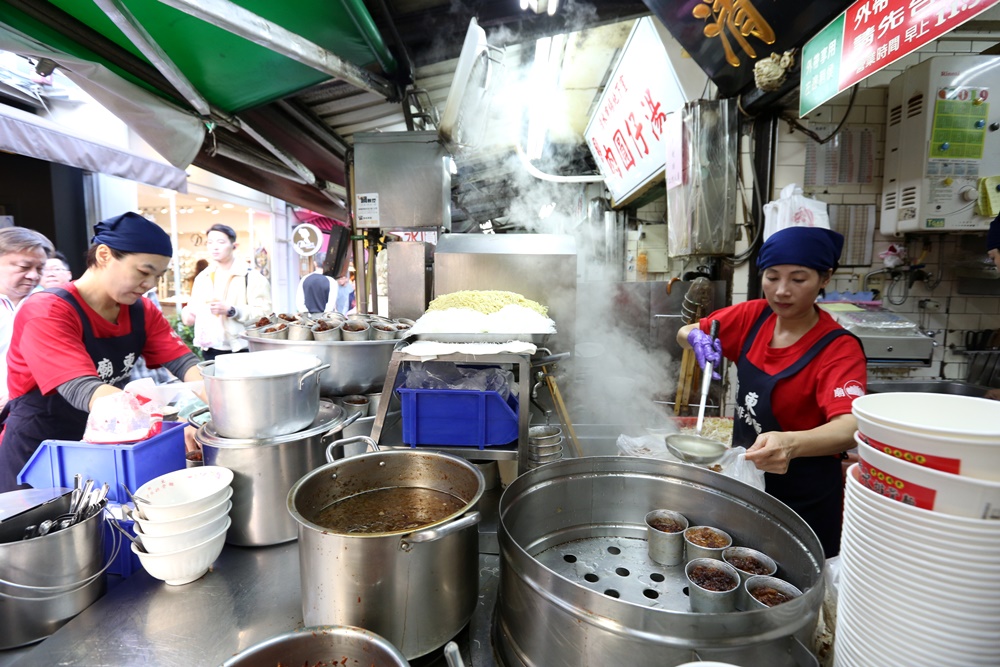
xmin=495 ymin=456 xmax=825 ymax=667
xmin=243 ymin=336 xmax=396 ymax=395
xmin=0 ymin=491 xmax=115 ymax=649
xmin=195 ymin=400 xmax=359 ymax=546
xmin=287 ymin=446 xmax=484 ymax=659
xmin=198 ymin=357 xmax=329 ymax=439
xmin=221 ymin=625 xmax=409 ymax=667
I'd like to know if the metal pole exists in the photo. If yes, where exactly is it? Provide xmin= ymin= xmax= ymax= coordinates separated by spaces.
xmin=346 ymin=149 xmax=367 ymax=314
xmin=168 ymin=191 xmax=181 ymax=304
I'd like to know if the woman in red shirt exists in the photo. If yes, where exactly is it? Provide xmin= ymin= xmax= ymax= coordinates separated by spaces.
xmin=678 ymin=226 xmax=866 ymax=557
xmin=0 ymin=212 xmax=202 ymax=492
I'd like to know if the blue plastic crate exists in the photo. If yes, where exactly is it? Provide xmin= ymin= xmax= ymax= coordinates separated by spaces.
xmin=18 ymin=422 xmax=186 ymax=504
xmin=397 ymin=388 xmax=518 ymax=448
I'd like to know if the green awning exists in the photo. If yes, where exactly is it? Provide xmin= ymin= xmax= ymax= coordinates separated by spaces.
xmin=0 ymin=0 xmax=396 ymax=114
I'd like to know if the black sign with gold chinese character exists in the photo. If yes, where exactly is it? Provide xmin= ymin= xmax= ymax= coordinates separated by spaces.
xmin=643 ymin=0 xmax=853 ymax=97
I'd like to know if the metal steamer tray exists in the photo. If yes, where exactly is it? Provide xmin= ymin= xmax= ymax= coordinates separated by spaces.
xmin=495 ymin=456 xmax=825 ymax=667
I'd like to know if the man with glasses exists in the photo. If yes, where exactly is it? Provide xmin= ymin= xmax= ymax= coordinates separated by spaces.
xmin=0 ymin=227 xmax=54 ymax=409
xmin=37 ymin=251 xmax=73 ymax=290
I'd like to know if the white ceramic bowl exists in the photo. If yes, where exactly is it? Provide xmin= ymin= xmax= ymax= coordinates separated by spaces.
xmin=845 ymin=465 xmax=1000 ymax=538
xmin=135 ymin=515 xmax=231 ymax=555
xmin=855 ymin=411 xmax=1000 ymax=481
xmin=851 ymin=392 xmax=1000 ymax=442
xmin=855 ymin=435 xmax=1000 ymax=520
xmin=131 ymin=521 xmax=228 ymax=585
xmin=132 ymin=494 xmax=232 ymax=537
xmin=135 ymin=466 xmax=234 ymax=521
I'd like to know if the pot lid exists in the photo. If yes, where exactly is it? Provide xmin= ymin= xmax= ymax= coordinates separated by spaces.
xmin=196 ymin=399 xmax=346 ymax=447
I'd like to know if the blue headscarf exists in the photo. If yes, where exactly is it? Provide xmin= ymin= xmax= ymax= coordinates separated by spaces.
xmin=988 ymin=213 xmax=1000 ymax=252
xmin=757 ymin=227 xmax=845 ymax=273
xmin=92 ymin=212 xmax=173 ymax=257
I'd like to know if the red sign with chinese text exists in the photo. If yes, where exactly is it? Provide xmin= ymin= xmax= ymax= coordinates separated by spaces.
xmin=840 ymin=0 xmax=1000 ymax=90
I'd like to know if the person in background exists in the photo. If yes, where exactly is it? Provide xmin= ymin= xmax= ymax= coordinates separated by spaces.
xmin=677 ymin=227 xmax=867 ymax=558
xmin=38 ymin=251 xmax=73 ymax=290
xmin=0 ymin=213 xmax=202 ymax=492
xmin=337 ymin=266 xmax=356 ymax=315
xmin=181 ymin=224 xmax=271 ymax=361
xmin=296 ymin=256 xmax=338 ymax=314
xmin=0 ymin=227 xmax=54 ymax=412
xmin=985 ymin=214 xmax=1000 ymax=401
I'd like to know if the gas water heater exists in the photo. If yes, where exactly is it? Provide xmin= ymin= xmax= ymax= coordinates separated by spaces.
xmin=881 ymin=55 xmax=1000 ymax=236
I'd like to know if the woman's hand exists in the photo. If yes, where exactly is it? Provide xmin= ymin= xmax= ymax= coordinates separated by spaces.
xmin=985 ymin=388 xmax=1000 ymax=401
xmin=207 ymin=299 xmax=230 ymax=316
xmin=183 ymin=424 xmax=201 ymax=454
xmin=743 ymin=431 xmax=796 ymax=474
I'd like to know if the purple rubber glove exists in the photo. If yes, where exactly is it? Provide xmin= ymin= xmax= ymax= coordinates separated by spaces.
xmin=687 ymin=328 xmax=722 ymax=380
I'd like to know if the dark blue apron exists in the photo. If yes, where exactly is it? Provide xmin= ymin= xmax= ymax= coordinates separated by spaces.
xmin=0 ymin=288 xmax=146 ymax=492
xmin=733 ymin=306 xmax=858 ymax=558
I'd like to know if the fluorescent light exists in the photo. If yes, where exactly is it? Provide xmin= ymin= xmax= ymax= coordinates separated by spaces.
xmin=195 ymin=196 xmax=209 ymax=203
xmin=222 ymin=203 xmax=234 ymax=209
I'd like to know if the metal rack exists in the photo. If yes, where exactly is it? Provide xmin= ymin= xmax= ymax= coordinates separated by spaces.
xmin=369 ymin=342 xmax=532 ymax=474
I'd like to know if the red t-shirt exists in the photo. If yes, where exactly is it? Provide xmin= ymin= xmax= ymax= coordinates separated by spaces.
xmin=7 ymin=284 xmax=192 ymax=399
xmin=700 ymin=300 xmax=867 ymax=432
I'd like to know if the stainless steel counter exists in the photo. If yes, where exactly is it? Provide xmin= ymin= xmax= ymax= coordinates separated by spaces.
xmin=4 ymin=488 xmax=504 ymax=667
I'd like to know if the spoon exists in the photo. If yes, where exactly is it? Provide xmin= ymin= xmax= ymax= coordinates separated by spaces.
xmin=111 ymin=520 xmax=145 ymax=553
xmin=666 ymin=320 xmax=728 ymax=464
xmin=120 ymin=484 xmax=150 ymax=519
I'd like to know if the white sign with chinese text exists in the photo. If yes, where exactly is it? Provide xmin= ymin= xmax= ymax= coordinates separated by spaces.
xmin=355 ymin=192 xmax=380 ymax=228
xmin=585 ymin=17 xmax=687 ymax=206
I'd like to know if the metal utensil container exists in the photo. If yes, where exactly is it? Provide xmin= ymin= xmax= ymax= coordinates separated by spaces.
xmin=495 ymin=456 xmax=825 ymax=667
xmin=243 ymin=336 xmax=396 ymax=396
xmin=0 ymin=491 xmax=112 ymax=649
xmin=195 ymin=400 xmax=353 ymax=546
xmin=221 ymin=625 xmax=409 ymax=667
xmin=198 ymin=357 xmax=328 ymax=439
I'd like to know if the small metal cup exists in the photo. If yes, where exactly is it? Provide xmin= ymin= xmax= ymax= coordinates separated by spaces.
xmin=311 ymin=321 xmax=342 ymax=341
xmin=683 ymin=526 xmax=732 ymax=562
xmin=529 ymin=425 xmax=562 ymax=447
xmin=394 ymin=323 xmax=412 ymax=338
xmin=185 ymin=451 xmax=204 ymax=468
xmin=645 ymin=509 xmax=689 ymax=566
xmin=685 ymin=558 xmax=740 ymax=613
xmin=371 ymin=323 xmax=398 ymax=340
xmin=286 ymin=322 xmax=314 ymax=341
xmin=722 ymin=546 xmax=778 ymax=610
xmin=744 ymin=575 xmax=803 ymax=610
xmin=395 ymin=317 xmax=416 ymax=328
xmin=338 ymin=394 xmax=370 ymax=418
xmin=255 ymin=324 xmax=289 ymax=340
xmin=244 ymin=325 xmax=264 ymax=339
xmin=341 ymin=320 xmax=371 ymax=341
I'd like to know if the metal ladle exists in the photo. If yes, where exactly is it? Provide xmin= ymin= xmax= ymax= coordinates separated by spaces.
xmin=666 ymin=319 xmax=728 ymax=465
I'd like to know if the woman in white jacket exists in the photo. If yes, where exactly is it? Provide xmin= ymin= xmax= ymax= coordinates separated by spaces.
xmin=181 ymin=224 xmax=271 ymax=360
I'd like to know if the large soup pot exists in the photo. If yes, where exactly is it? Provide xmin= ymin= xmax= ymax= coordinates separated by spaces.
xmin=287 ymin=445 xmax=484 ymax=659
xmin=198 ymin=352 xmax=329 ymax=439
xmin=194 ymin=400 xmax=359 ymax=547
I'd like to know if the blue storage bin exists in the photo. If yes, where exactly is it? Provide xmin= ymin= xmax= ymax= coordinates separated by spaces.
xmin=18 ymin=422 xmax=186 ymax=504
xmin=397 ymin=388 xmax=518 ymax=448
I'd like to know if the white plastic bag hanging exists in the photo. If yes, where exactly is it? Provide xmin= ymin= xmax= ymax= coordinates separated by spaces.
xmin=762 ymin=183 xmax=830 ymax=241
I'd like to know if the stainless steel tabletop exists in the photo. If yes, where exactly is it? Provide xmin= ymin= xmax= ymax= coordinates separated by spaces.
xmin=4 ymin=488 xmax=504 ymax=667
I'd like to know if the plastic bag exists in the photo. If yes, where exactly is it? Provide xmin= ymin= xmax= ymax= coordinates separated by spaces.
xmin=83 ymin=391 xmax=162 ymax=444
xmin=615 ymin=433 xmax=765 ymax=491
xmin=192 ymin=307 xmax=228 ymax=350
xmin=762 ymin=183 xmax=830 ymax=241
xmin=401 ymin=362 xmax=515 ymax=400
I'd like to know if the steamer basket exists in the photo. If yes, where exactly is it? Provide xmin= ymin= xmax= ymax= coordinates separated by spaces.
xmin=495 ymin=456 xmax=824 ymax=667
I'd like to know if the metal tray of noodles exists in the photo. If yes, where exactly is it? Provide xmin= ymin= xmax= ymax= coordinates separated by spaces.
xmin=409 ymin=332 xmax=552 ymax=345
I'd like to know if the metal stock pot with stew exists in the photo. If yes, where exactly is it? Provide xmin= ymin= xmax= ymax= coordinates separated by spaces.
xmin=286 ymin=440 xmax=484 ymax=660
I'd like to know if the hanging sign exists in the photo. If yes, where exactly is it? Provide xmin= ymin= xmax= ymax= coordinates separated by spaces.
xmin=800 ymin=0 xmax=1000 ymax=117
xmin=355 ymin=192 xmax=380 ymax=229
xmin=584 ymin=17 xmax=686 ymax=207
xmin=292 ymin=223 xmax=322 ymax=256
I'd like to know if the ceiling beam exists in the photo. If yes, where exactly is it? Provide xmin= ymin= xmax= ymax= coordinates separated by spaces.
xmin=156 ymin=0 xmax=399 ymax=101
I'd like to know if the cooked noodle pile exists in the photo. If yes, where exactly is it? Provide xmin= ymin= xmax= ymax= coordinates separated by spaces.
xmin=427 ymin=290 xmax=548 ymax=316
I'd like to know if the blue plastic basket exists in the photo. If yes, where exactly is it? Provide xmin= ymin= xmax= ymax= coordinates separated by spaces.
xmin=397 ymin=388 xmax=518 ymax=448
xmin=18 ymin=422 xmax=186 ymax=504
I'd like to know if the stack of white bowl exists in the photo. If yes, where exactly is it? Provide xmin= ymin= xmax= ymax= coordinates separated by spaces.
xmin=835 ymin=393 xmax=1000 ymax=667
xmin=129 ymin=466 xmax=234 ymax=586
